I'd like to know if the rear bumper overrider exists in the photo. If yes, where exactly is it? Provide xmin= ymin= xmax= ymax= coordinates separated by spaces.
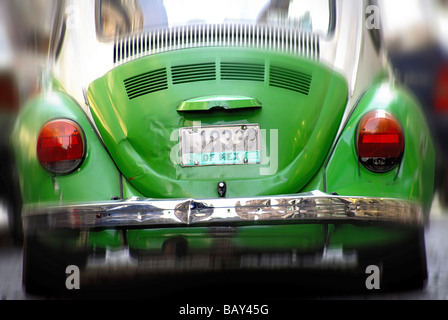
xmin=23 ymin=190 xmax=423 ymax=232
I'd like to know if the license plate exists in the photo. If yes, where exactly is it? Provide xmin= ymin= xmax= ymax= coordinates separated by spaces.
xmin=179 ymin=124 xmax=262 ymax=167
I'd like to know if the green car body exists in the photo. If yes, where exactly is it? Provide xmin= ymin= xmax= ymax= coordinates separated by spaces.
xmin=12 ymin=0 xmax=435 ymax=296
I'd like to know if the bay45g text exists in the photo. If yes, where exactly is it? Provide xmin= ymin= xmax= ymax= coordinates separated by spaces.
xmin=179 ymin=304 xmax=269 ymax=317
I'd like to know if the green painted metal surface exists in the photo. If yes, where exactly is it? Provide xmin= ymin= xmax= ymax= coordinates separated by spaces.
xmin=36 ymin=223 xmax=414 ymax=253
xmin=325 ymin=82 xmax=436 ymax=209
xmin=87 ymin=47 xmax=348 ymax=198
xmin=11 ymin=91 xmax=122 ymax=205
xmin=125 ymin=224 xmax=326 ymax=252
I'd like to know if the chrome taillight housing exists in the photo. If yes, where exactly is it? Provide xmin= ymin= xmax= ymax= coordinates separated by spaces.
xmin=37 ymin=119 xmax=86 ymax=174
xmin=356 ymin=110 xmax=404 ymax=173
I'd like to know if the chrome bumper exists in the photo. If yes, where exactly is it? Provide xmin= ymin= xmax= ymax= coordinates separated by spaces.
xmin=23 ymin=191 xmax=423 ymax=232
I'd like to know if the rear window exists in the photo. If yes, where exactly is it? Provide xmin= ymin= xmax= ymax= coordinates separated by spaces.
xmin=97 ymin=0 xmax=333 ymax=40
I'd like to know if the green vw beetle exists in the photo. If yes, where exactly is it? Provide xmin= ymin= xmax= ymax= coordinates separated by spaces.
xmin=12 ymin=0 xmax=435 ymax=296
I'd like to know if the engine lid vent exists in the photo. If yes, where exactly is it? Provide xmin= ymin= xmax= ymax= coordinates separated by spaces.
xmin=114 ymin=24 xmax=320 ymax=65
xmin=269 ymin=66 xmax=312 ymax=95
xmin=171 ymin=63 xmax=216 ymax=84
xmin=123 ymin=63 xmax=312 ymax=100
xmin=221 ymin=62 xmax=265 ymax=82
xmin=123 ymin=68 xmax=168 ymax=100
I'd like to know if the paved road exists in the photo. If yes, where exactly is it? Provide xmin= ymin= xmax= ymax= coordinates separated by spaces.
xmin=1 ymin=199 xmax=448 ymax=300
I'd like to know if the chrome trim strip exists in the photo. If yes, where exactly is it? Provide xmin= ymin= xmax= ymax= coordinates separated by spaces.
xmin=113 ymin=24 xmax=320 ymax=65
xmin=23 ymin=191 xmax=423 ymax=231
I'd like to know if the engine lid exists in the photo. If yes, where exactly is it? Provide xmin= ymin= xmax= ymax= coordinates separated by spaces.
xmin=87 ymin=47 xmax=348 ymax=198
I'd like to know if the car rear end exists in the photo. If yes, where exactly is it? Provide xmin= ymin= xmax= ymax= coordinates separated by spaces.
xmin=13 ymin=0 xmax=435 ymax=296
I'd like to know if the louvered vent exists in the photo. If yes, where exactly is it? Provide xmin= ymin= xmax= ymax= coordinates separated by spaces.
xmin=114 ymin=24 xmax=320 ymax=65
xmin=171 ymin=63 xmax=216 ymax=84
xmin=124 ymin=63 xmax=312 ymax=100
xmin=221 ymin=62 xmax=265 ymax=82
xmin=269 ymin=66 xmax=312 ymax=95
xmin=123 ymin=68 xmax=168 ymax=100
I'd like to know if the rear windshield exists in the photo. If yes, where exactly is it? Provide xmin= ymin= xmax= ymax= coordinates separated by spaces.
xmin=97 ymin=0 xmax=333 ymax=40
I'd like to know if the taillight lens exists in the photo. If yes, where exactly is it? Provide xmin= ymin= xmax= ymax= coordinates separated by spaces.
xmin=434 ymin=64 xmax=448 ymax=114
xmin=356 ymin=110 xmax=404 ymax=172
xmin=37 ymin=119 xmax=85 ymax=174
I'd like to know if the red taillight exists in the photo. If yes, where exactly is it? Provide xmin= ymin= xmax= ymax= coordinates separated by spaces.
xmin=356 ymin=110 xmax=404 ymax=172
xmin=37 ymin=119 xmax=85 ymax=174
xmin=434 ymin=64 xmax=448 ymax=114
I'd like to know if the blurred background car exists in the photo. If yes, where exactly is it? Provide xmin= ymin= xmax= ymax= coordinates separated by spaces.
xmin=0 ymin=0 xmax=56 ymax=243
xmin=379 ymin=0 xmax=448 ymax=205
